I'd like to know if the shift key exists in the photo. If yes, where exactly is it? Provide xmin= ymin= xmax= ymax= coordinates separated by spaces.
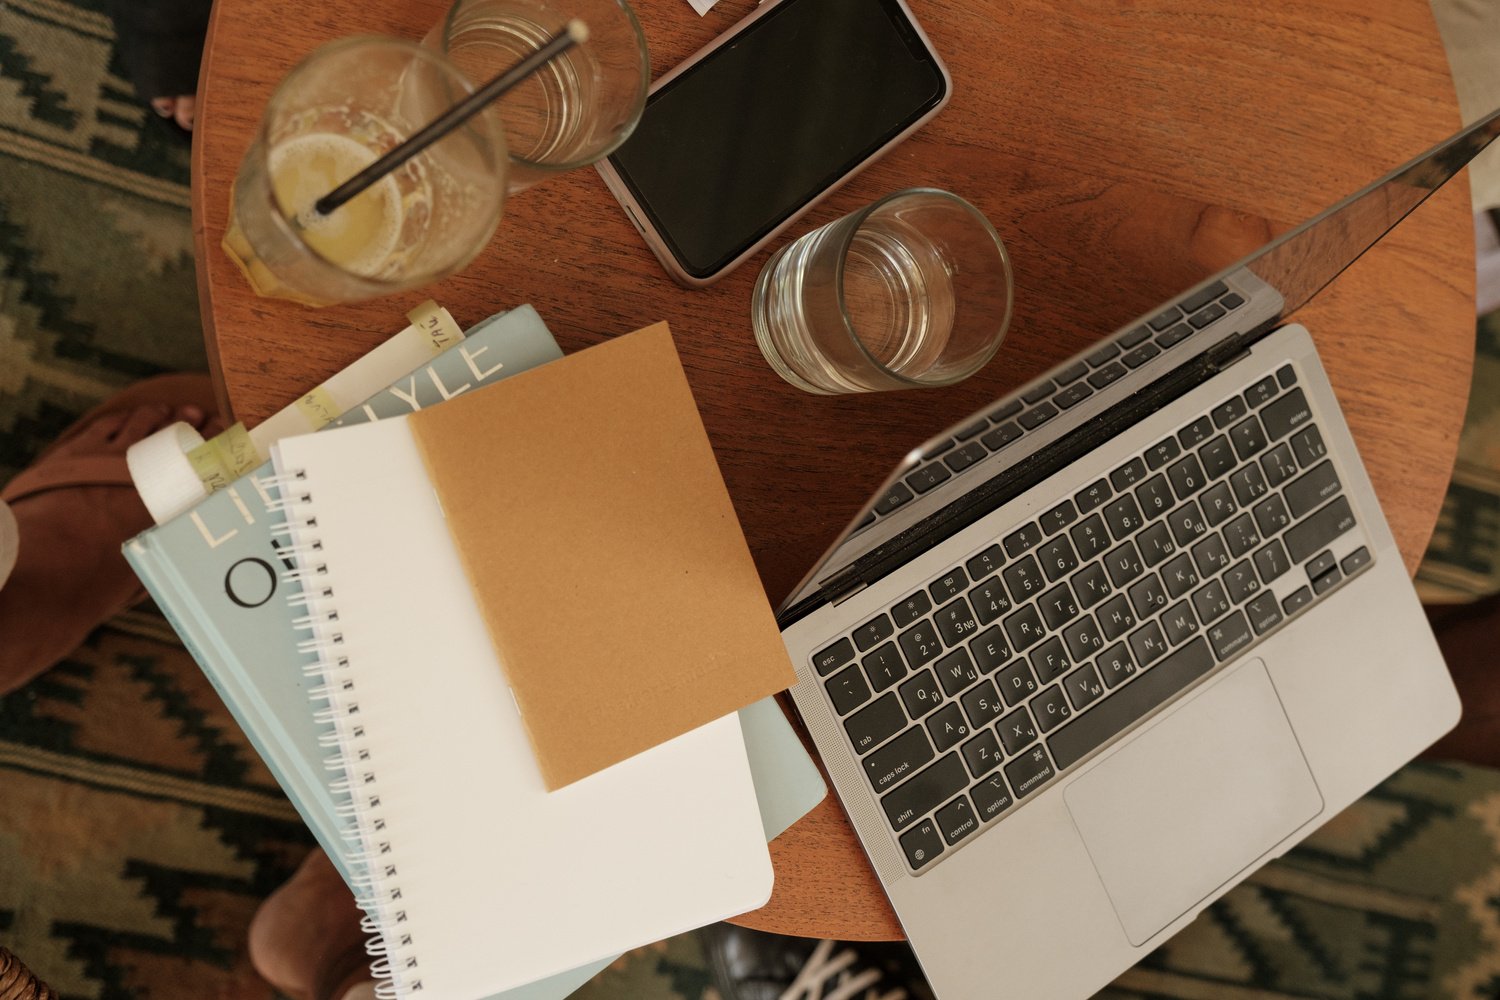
xmin=882 ymin=753 xmax=968 ymax=830
xmin=1284 ymin=496 xmax=1357 ymax=562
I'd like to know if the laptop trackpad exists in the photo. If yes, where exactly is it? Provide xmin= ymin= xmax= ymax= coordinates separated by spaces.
xmin=1064 ymin=660 xmax=1323 ymax=946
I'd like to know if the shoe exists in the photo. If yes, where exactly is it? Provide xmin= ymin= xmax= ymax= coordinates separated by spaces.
xmin=0 ymin=374 xmax=219 ymax=693
xmin=702 ymin=924 xmax=933 ymax=1000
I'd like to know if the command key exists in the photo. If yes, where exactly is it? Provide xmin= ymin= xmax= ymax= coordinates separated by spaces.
xmin=1004 ymin=744 xmax=1057 ymax=798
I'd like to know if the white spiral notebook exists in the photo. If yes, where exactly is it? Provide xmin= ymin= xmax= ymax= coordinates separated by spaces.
xmin=267 ymin=411 xmax=774 ymax=999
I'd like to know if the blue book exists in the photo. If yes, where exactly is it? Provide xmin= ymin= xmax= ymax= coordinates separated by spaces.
xmin=125 ymin=307 xmax=565 ymax=870
xmin=125 ymin=306 xmax=825 ymax=1000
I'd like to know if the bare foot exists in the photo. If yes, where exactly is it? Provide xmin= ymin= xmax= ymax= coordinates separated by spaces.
xmin=150 ymin=95 xmax=195 ymax=131
xmin=0 ymin=398 xmax=216 ymax=694
xmin=249 ymin=848 xmax=372 ymax=1000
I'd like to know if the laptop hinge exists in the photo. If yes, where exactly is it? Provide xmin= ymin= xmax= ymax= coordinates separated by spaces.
xmin=1204 ymin=323 xmax=1271 ymax=370
xmin=793 ymin=351 xmax=1227 ymax=624
xmin=777 ymin=573 xmax=869 ymax=629
xmin=773 ymin=319 xmax=1282 ymax=635
xmin=829 ymin=580 xmax=868 ymax=605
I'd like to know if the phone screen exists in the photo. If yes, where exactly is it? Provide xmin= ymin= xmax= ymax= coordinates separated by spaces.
xmin=606 ymin=0 xmax=948 ymax=280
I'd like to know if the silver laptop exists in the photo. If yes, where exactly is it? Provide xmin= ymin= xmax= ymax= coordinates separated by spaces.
xmin=776 ymin=108 xmax=1500 ymax=1000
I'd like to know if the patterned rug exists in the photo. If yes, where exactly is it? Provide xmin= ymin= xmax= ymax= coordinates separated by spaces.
xmin=0 ymin=0 xmax=204 ymax=485
xmin=6 ymin=0 xmax=1500 ymax=997
xmin=1417 ymin=305 xmax=1500 ymax=603
xmin=0 ymin=612 xmax=312 ymax=1000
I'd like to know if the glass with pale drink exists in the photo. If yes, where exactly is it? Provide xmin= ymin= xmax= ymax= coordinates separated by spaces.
xmin=223 ymin=36 xmax=509 ymax=306
xmin=752 ymin=189 xmax=1014 ymax=394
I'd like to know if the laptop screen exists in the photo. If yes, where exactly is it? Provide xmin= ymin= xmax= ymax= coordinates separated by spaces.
xmin=781 ymin=106 xmax=1500 ymax=620
xmin=1236 ymin=114 xmax=1500 ymax=323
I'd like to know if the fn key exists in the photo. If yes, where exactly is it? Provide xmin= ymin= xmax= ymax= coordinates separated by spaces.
xmin=900 ymin=818 xmax=945 ymax=870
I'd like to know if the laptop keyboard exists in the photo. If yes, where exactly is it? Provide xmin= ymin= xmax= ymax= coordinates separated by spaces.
xmin=859 ymin=280 xmax=1249 ymax=531
xmin=812 ymin=362 xmax=1373 ymax=873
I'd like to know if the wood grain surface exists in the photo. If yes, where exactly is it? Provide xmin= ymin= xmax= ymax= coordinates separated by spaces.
xmin=194 ymin=0 xmax=1475 ymax=941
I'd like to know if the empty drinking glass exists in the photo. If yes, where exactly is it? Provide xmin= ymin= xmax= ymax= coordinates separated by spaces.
xmin=751 ymin=189 xmax=1013 ymax=394
xmin=426 ymin=0 xmax=648 ymax=192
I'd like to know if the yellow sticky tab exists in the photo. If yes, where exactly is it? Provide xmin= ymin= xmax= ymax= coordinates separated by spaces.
xmin=295 ymin=387 xmax=342 ymax=430
xmin=186 ymin=440 xmax=234 ymax=492
xmin=211 ymin=422 xmax=262 ymax=477
xmin=406 ymin=299 xmax=465 ymax=354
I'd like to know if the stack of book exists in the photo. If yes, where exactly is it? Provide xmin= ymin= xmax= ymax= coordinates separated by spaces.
xmin=125 ymin=306 xmax=826 ymax=1000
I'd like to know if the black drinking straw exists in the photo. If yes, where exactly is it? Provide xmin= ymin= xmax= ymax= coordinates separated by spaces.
xmin=309 ymin=19 xmax=588 ymax=219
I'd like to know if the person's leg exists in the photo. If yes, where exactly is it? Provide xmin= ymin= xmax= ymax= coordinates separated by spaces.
xmin=106 ymin=0 xmax=214 ymax=132
xmin=248 ymin=848 xmax=372 ymax=1000
xmin=0 ymin=376 xmax=218 ymax=695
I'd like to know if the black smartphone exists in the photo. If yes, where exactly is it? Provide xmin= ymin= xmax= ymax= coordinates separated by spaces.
xmin=595 ymin=0 xmax=951 ymax=287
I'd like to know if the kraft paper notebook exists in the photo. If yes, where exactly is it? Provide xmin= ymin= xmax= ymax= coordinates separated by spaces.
xmin=409 ymin=322 xmax=797 ymax=788
xmin=268 ymin=323 xmax=793 ymax=999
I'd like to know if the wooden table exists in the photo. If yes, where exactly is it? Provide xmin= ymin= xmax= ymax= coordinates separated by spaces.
xmin=194 ymin=0 xmax=1475 ymax=941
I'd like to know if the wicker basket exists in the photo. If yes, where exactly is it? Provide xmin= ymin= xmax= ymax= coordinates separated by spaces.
xmin=0 ymin=947 xmax=57 ymax=1000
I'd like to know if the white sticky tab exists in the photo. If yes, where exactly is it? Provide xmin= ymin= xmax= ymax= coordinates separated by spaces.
xmin=126 ymin=421 xmax=212 ymax=524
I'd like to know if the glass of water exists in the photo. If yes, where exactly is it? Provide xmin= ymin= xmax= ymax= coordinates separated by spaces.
xmin=425 ymin=0 xmax=648 ymax=193
xmin=752 ymin=189 xmax=1013 ymax=394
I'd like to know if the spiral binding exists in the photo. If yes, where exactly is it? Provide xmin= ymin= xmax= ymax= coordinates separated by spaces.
xmin=266 ymin=471 xmax=423 ymax=998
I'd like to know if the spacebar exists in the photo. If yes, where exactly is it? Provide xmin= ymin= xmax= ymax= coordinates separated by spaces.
xmin=1048 ymin=637 xmax=1216 ymax=770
